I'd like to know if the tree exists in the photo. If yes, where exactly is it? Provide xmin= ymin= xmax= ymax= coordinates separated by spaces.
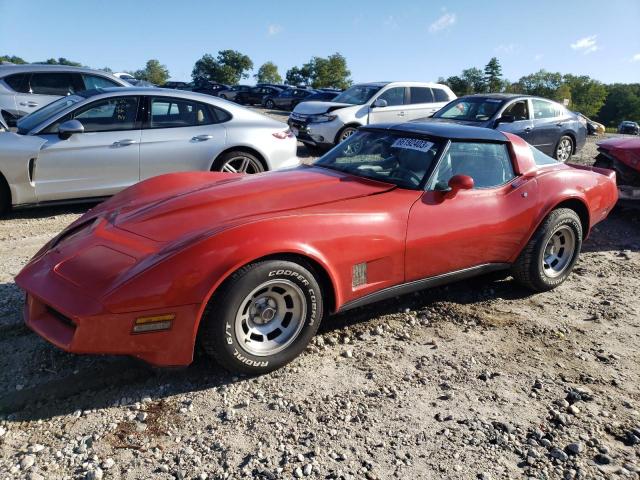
xmin=192 ymin=50 xmax=253 ymax=85
xmin=0 ymin=54 xmax=27 ymax=64
xmin=596 ymin=84 xmax=640 ymax=127
xmin=285 ymin=65 xmax=313 ymax=86
xmin=38 ymin=57 xmax=83 ymax=66
xmin=255 ymin=61 xmax=282 ymax=84
xmin=133 ymin=59 xmax=170 ymax=85
xmin=562 ymin=74 xmax=608 ymax=118
xmin=483 ymin=57 xmax=503 ymax=93
xmin=311 ymin=53 xmax=351 ymax=89
xmin=512 ymin=70 xmax=564 ymax=98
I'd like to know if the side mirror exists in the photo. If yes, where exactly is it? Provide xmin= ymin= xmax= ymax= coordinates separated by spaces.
xmin=58 ymin=119 xmax=84 ymax=140
xmin=495 ymin=114 xmax=515 ymax=127
xmin=436 ymin=174 xmax=474 ymax=197
xmin=371 ymin=98 xmax=388 ymax=108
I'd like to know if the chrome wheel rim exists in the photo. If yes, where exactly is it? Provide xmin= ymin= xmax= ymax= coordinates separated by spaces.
xmin=221 ymin=156 xmax=264 ymax=174
xmin=542 ymin=226 xmax=576 ymax=277
xmin=235 ymin=279 xmax=306 ymax=356
xmin=340 ymin=128 xmax=356 ymax=142
xmin=556 ymin=138 xmax=572 ymax=162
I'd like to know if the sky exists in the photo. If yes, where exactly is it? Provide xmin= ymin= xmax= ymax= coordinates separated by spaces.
xmin=1 ymin=0 xmax=639 ymax=84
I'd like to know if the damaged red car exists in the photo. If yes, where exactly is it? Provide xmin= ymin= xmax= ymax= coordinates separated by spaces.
xmin=16 ymin=123 xmax=618 ymax=374
xmin=594 ymin=137 xmax=640 ymax=205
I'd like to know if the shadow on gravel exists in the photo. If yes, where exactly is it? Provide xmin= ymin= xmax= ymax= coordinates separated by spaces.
xmin=5 ymin=202 xmax=96 ymax=220
xmin=581 ymin=207 xmax=640 ymax=253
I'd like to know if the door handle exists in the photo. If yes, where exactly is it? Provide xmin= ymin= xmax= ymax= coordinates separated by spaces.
xmin=192 ymin=134 xmax=213 ymax=141
xmin=397 ymin=111 xmax=406 ymax=117
xmin=112 ymin=139 xmax=137 ymax=147
xmin=20 ymin=101 xmax=39 ymax=107
xmin=556 ymin=122 xmax=565 ymax=127
xmin=524 ymin=127 xmax=533 ymax=133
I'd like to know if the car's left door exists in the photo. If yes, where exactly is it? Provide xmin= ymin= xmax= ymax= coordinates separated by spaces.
xmin=405 ymin=141 xmax=539 ymax=281
xmin=139 ymin=96 xmax=227 ymax=179
xmin=368 ymin=87 xmax=408 ymax=124
xmin=528 ymin=99 xmax=564 ymax=155
xmin=33 ymin=95 xmax=142 ymax=202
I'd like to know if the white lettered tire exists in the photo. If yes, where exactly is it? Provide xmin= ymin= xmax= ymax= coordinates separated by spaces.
xmin=199 ymin=260 xmax=324 ymax=374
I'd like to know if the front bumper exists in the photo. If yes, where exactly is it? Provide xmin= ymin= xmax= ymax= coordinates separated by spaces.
xmin=288 ymin=116 xmax=341 ymax=147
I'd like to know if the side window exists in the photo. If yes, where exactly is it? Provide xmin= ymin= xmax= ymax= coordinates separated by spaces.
xmin=30 ymin=73 xmax=76 ymax=95
xmin=377 ymin=87 xmax=406 ymax=106
xmin=432 ymin=88 xmax=450 ymax=102
xmin=503 ymin=100 xmax=529 ymax=121
xmin=4 ymin=73 xmax=30 ymax=93
xmin=428 ymin=142 xmax=515 ymax=190
xmin=532 ymin=99 xmax=558 ymax=119
xmin=82 ymin=74 xmax=120 ymax=90
xmin=72 ymin=97 xmax=139 ymax=132
xmin=149 ymin=97 xmax=214 ymax=128
xmin=409 ymin=87 xmax=434 ymax=104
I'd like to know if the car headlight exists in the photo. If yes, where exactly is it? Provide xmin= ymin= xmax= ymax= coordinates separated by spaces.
xmin=308 ymin=114 xmax=337 ymax=123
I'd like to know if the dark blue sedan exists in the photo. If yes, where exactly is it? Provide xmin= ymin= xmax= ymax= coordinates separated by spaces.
xmin=429 ymin=94 xmax=587 ymax=162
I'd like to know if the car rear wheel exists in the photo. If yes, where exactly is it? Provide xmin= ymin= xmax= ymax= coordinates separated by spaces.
xmin=512 ymin=208 xmax=582 ymax=292
xmin=199 ymin=260 xmax=324 ymax=374
xmin=0 ymin=177 xmax=10 ymax=215
xmin=213 ymin=151 xmax=265 ymax=174
xmin=554 ymin=136 xmax=574 ymax=162
xmin=265 ymin=99 xmax=275 ymax=109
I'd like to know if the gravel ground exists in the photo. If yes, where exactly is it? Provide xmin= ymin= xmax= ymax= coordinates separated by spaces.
xmin=0 ymin=115 xmax=639 ymax=479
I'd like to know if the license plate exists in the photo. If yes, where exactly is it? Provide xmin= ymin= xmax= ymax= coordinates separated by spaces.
xmin=291 ymin=127 xmax=299 ymax=136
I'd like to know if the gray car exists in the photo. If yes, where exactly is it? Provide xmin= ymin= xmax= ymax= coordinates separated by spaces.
xmin=0 ymin=64 xmax=130 ymax=126
xmin=0 ymin=87 xmax=298 ymax=213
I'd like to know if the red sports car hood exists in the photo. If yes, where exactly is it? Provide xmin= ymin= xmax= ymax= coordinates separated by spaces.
xmin=598 ymin=137 xmax=640 ymax=173
xmin=111 ymin=167 xmax=395 ymax=242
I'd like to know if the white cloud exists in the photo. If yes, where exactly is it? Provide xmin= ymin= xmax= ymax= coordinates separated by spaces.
xmin=429 ymin=12 xmax=456 ymax=33
xmin=495 ymin=44 xmax=516 ymax=55
xmin=570 ymin=35 xmax=599 ymax=54
xmin=267 ymin=24 xmax=282 ymax=36
xmin=632 ymin=53 xmax=640 ymax=62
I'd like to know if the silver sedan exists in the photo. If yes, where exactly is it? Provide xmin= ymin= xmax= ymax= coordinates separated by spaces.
xmin=0 ymin=87 xmax=298 ymax=213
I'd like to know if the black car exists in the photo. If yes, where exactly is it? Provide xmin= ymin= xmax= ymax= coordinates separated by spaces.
xmin=262 ymin=88 xmax=315 ymax=110
xmin=618 ymin=121 xmax=640 ymax=135
xmin=236 ymin=86 xmax=283 ymax=105
xmin=162 ymin=81 xmax=192 ymax=90
xmin=192 ymin=82 xmax=229 ymax=96
xmin=298 ymin=90 xmax=340 ymax=103
xmin=217 ymin=85 xmax=251 ymax=101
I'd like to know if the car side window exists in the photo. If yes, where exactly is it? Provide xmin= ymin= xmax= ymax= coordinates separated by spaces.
xmin=149 ymin=97 xmax=215 ymax=128
xmin=503 ymin=100 xmax=529 ymax=121
xmin=45 ymin=96 xmax=140 ymax=133
xmin=377 ymin=87 xmax=405 ymax=106
xmin=428 ymin=142 xmax=515 ymax=190
xmin=82 ymin=74 xmax=120 ymax=90
xmin=30 ymin=73 xmax=76 ymax=95
xmin=532 ymin=99 xmax=559 ymax=119
xmin=409 ymin=87 xmax=434 ymax=104
xmin=4 ymin=73 xmax=30 ymax=93
xmin=432 ymin=88 xmax=450 ymax=102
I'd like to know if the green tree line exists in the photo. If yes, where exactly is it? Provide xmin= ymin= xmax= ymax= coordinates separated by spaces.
xmin=3 ymin=52 xmax=638 ymax=126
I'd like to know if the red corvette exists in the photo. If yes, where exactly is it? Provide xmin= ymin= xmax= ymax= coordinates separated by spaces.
xmin=16 ymin=123 xmax=617 ymax=374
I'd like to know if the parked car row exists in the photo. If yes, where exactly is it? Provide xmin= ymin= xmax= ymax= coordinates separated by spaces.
xmin=618 ymin=120 xmax=640 ymax=135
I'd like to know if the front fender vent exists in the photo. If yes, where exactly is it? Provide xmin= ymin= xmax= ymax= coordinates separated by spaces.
xmin=352 ymin=262 xmax=367 ymax=288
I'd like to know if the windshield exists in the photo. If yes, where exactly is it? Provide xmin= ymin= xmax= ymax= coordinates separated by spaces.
xmin=314 ymin=130 xmax=442 ymax=189
xmin=17 ymin=95 xmax=83 ymax=134
xmin=332 ymin=85 xmax=382 ymax=105
xmin=434 ymin=97 xmax=505 ymax=122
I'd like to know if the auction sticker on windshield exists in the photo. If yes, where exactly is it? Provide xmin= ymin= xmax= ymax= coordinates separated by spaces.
xmin=392 ymin=138 xmax=434 ymax=152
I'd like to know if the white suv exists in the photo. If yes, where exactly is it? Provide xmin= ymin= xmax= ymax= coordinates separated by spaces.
xmin=0 ymin=64 xmax=130 ymax=126
xmin=288 ymin=81 xmax=456 ymax=149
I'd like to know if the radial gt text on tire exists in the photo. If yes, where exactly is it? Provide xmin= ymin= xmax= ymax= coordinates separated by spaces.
xmin=199 ymin=260 xmax=324 ymax=374
xmin=512 ymin=208 xmax=583 ymax=292
xmin=554 ymin=135 xmax=574 ymax=162
xmin=213 ymin=150 xmax=265 ymax=174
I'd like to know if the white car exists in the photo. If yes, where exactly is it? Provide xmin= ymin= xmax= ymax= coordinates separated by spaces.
xmin=0 ymin=64 xmax=130 ymax=126
xmin=0 ymin=87 xmax=298 ymax=213
xmin=288 ymin=81 xmax=456 ymax=149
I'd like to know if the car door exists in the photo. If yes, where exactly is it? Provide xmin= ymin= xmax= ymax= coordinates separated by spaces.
xmin=275 ymin=89 xmax=292 ymax=108
xmin=139 ymin=96 xmax=227 ymax=179
xmin=495 ymin=99 xmax=535 ymax=144
xmin=368 ymin=86 xmax=407 ymax=124
xmin=33 ymin=95 xmax=142 ymax=202
xmin=528 ymin=99 xmax=563 ymax=155
xmin=405 ymin=141 xmax=539 ymax=280
xmin=15 ymin=72 xmax=80 ymax=116
xmin=403 ymin=87 xmax=437 ymax=121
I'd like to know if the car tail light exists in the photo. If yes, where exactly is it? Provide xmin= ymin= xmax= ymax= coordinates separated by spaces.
xmin=272 ymin=129 xmax=294 ymax=139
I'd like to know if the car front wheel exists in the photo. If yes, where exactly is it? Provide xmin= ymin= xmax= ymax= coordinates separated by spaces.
xmin=265 ymin=99 xmax=275 ymax=109
xmin=199 ymin=260 xmax=324 ymax=374
xmin=512 ymin=208 xmax=582 ymax=292
xmin=336 ymin=126 xmax=358 ymax=144
xmin=554 ymin=136 xmax=574 ymax=162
